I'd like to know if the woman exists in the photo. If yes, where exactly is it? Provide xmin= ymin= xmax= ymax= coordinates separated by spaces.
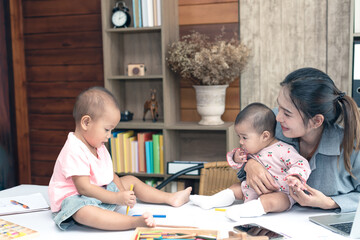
xmin=241 ymin=67 xmax=360 ymax=213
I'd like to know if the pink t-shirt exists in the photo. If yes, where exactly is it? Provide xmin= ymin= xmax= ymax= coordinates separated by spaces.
xmin=48 ymin=132 xmax=114 ymax=212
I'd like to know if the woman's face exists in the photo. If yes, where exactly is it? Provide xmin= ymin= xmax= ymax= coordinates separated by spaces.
xmin=276 ymin=86 xmax=309 ymax=139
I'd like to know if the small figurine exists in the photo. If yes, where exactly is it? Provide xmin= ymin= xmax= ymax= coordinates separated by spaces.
xmin=143 ymin=89 xmax=159 ymax=122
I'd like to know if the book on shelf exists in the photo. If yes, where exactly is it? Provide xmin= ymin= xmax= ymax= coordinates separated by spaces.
xmin=125 ymin=135 xmax=137 ymax=173
xmin=137 ymin=132 xmax=155 ymax=172
xmin=356 ymin=0 xmax=360 ymax=33
xmin=152 ymin=0 xmax=158 ymax=26
xmin=152 ymin=134 xmax=161 ymax=174
xmin=146 ymin=0 xmax=154 ymax=27
xmin=145 ymin=140 xmax=154 ymax=173
xmin=155 ymin=0 xmax=161 ymax=26
xmin=115 ymin=133 xmax=124 ymax=172
xmin=131 ymin=140 xmax=139 ymax=172
xmin=110 ymin=132 xmax=117 ymax=171
xmin=132 ymin=0 xmax=141 ymax=28
xmin=115 ymin=130 xmax=134 ymax=173
xmin=139 ymin=0 xmax=160 ymax=27
xmin=167 ymin=161 xmax=205 ymax=176
xmin=159 ymin=134 xmax=164 ymax=174
xmin=141 ymin=0 xmax=149 ymax=27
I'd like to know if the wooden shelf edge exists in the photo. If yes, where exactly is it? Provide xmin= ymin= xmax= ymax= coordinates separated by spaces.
xmin=105 ymin=26 xmax=161 ymax=33
xmin=108 ymin=75 xmax=163 ymax=80
xmin=116 ymin=120 xmax=165 ymax=129
xmin=165 ymin=121 xmax=234 ymax=130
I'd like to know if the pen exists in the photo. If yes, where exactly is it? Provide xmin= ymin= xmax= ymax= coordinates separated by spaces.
xmin=126 ymin=184 xmax=134 ymax=215
xmin=10 ymin=200 xmax=29 ymax=209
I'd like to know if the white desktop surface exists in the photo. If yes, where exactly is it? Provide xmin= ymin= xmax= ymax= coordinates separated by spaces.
xmin=0 ymin=185 xmax=350 ymax=240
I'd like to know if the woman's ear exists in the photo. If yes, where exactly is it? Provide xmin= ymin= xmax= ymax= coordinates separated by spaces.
xmin=80 ymin=115 xmax=91 ymax=130
xmin=311 ymin=114 xmax=324 ymax=129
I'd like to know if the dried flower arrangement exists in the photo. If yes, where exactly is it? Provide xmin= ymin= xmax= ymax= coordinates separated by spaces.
xmin=166 ymin=30 xmax=250 ymax=85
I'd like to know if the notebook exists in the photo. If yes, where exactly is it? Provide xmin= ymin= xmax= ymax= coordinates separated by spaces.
xmin=0 ymin=193 xmax=50 ymax=216
xmin=309 ymin=200 xmax=360 ymax=238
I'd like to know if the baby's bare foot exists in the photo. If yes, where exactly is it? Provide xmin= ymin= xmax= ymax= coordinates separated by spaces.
xmin=168 ymin=187 xmax=192 ymax=207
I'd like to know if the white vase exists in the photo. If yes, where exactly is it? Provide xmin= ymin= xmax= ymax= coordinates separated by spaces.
xmin=193 ymin=84 xmax=229 ymax=125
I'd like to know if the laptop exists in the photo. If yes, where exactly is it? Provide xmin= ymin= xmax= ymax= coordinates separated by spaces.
xmin=309 ymin=201 xmax=360 ymax=238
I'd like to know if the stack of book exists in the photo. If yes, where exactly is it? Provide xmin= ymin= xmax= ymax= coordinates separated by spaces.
xmin=132 ymin=0 xmax=161 ymax=28
xmin=109 ymin=131 xmax=164 ymax=174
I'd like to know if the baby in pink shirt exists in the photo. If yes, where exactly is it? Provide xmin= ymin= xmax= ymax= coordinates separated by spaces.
xmin=48 ymin=87 xmax=192 ymax=230
xmin=190 ymin=103 xmax=311 ymax=221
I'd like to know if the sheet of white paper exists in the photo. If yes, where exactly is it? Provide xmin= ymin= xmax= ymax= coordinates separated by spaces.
xmin=0 ymin=193 xmax=49 ymax=216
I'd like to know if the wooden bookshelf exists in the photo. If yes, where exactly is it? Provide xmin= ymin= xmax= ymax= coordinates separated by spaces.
xmin=101 ymin=0 xmax=237 ymax=193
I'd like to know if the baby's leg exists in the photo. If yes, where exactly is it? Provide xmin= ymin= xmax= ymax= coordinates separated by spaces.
xmin=189 ymin=182 xmax=242 ymax=209
xmin=226 ymin=192 xmax=290 ymax=221
xmin=116 ymin=175 xmax=191 ymax=207
xmin=72 ymin=205 xmax=155 ymax=230
xmin=259 ymin=192 xmax=290 ymax=213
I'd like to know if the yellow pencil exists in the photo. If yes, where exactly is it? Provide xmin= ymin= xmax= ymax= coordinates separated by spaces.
xmin=126 ymin=184 xmax=134 ymax=215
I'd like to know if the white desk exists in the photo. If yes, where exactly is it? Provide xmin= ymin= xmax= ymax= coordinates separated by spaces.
xmin=0 ymin=185 xmax=349 ymax=240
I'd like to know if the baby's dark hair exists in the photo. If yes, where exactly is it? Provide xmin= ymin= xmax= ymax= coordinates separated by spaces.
xmin=73 ymin=86 xmax=120 ymax=123
xmin=235 ymin=102 xmax=276 ymax=136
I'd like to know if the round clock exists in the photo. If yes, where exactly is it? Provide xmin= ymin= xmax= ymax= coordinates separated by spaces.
xmin=112 ymin=1 xmax=131 ymax=28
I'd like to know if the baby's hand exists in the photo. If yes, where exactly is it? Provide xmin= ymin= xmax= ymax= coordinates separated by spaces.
xmin=142 ymin=212 xmax=156 ymax=227
xmin=227 ymin=148 xmax=247 ymax=169
xmin=117 ymin=190 xmax=136 ymax=207
xmin=286 ymin=175 xmax=306 ymax=191
xmin=234 ymin=148 xmax=247 ymax=163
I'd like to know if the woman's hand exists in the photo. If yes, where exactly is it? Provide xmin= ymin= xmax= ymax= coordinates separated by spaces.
xmin=289 ymin=183 xmax=339 ymax=210
xmin=244 ymin=159 xmax=278 ymax=195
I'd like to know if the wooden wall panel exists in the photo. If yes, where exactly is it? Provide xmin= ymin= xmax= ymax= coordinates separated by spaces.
xmin=239 ymin=0 xmax=349 ymax=108
xmin=327 ymin=0 xmax=351 ymax=92
xmin=25 ymin=32 xmax=102 ymax=50
xmin=21 ymin=0 xmax=104 ymax=184
xmin=179 ymin=2 xmax=238 ymax=25
xmin=29 ymin=99 xmax=75 ymax=114
xmin=10 ymin=0 xmax=32 ymax=184
xmin=24 ymin=15 xmax=101 ymax=34
xmin=27 ymin=65 xmax=103 ymax=82
xmin=23 ymin=0 xmax=100 ymax=17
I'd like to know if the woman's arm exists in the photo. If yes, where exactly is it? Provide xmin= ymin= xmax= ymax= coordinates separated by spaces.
xmin=244 ymin=159 xmax=278 ymax=195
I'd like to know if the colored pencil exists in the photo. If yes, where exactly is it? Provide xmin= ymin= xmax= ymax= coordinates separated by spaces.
xmin=133 ymin=214 xmax=166 ymax=218
xmin=126 ymin=184 xmax=134 ymax=215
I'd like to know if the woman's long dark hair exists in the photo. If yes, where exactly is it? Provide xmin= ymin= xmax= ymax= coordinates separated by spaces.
xmin=281 ymin=67 xmax=360 ymax=178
